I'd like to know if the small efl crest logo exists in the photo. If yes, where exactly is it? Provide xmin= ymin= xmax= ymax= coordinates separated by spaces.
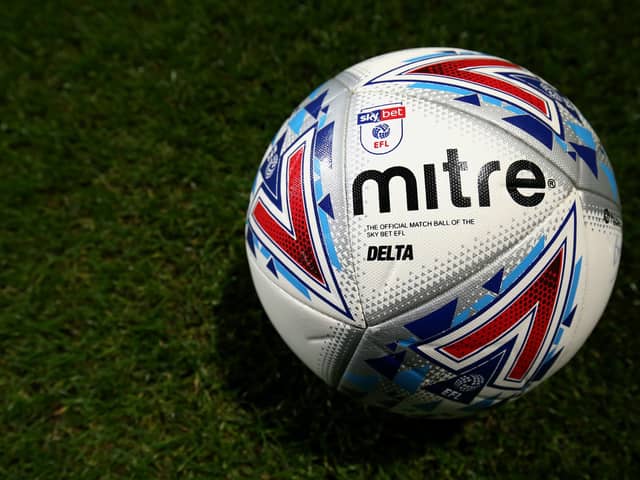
xmin=357 ymin=103 xmax=405 ymax=155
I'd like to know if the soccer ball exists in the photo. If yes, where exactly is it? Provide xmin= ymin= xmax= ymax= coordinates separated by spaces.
xmin=245 ymin=48 xmax=622 ymax=417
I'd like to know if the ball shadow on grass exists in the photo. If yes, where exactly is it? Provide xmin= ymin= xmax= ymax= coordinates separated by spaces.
xmin=214 ymin=256 xmax=467 ymax=464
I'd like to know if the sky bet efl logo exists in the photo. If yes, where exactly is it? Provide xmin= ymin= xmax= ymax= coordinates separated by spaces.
xmin=358 ymin=103 xmax=405 ymax=155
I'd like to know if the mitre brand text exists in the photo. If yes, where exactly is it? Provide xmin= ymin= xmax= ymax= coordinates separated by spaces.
xmin=352 ymin=148 xmax=546 ymax=215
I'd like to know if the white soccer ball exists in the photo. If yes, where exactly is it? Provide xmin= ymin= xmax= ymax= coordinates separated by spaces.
xmin=245 ymin=48 xmax=622 ymax=417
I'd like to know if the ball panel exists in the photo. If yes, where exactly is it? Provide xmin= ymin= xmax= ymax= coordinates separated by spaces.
xmin=245 ymin=78 xmax=366 ymax=327
xmin=248 ymin=251 xmax=364 ymax=386
xmin=338 ymin=195 xmax=588 ymax=416
xmin=340 ymin=48 xmax=619 ymax=205
xmin=553 ymin=190 xmax=622 ymax=369
xmin=344 ymin=86 xmax=573 ymax=325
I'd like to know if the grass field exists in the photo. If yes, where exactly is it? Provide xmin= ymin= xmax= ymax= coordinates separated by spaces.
xmin=1 ymin=1 xmax=639 ymax=478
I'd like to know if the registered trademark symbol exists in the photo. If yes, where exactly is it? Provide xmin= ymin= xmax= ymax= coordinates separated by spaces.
xmin=547 ymin=178 xmax=556 ymax=188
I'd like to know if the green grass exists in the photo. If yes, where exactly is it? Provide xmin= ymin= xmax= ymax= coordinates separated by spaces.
xmin=1 ymin=1 xmax=639 ymax=478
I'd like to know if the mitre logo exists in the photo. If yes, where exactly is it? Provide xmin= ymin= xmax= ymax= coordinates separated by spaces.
xmin=351 ymin=148 xmax=547 ymax=215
